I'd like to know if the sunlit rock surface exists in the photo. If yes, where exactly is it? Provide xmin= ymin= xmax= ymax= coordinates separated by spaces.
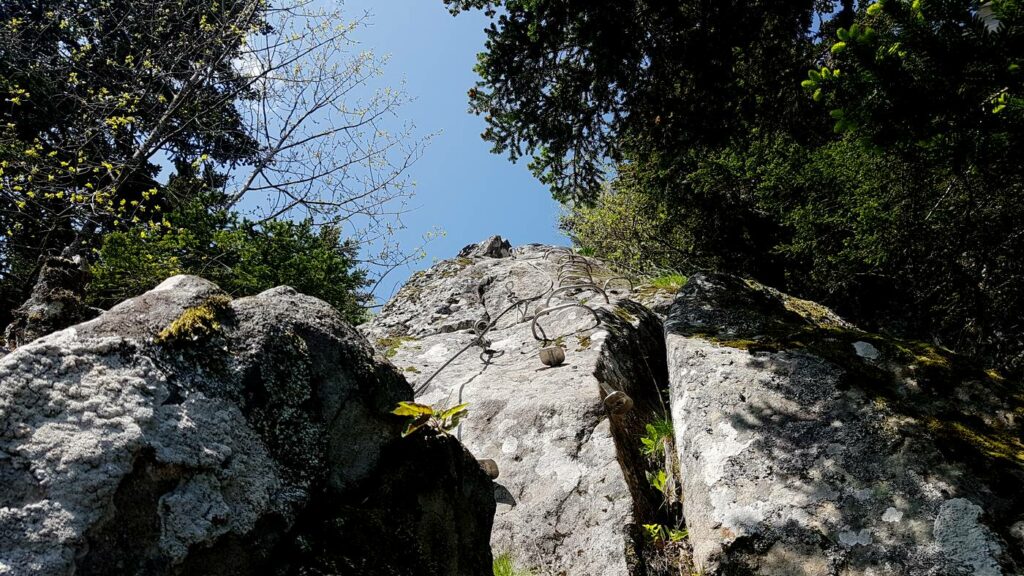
xmin=0 ymin=275 xmax=494 ymax=576
xmin=365 ymin=239 xmax=669 ymax=576
xmin=666 ymin=273 xmax=1024 ymax=575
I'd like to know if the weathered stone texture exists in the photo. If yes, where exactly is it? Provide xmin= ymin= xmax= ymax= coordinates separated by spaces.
xmin=666 ymin=273 xmax=1023 ymax=575
xmin=365 ymin=240 xmax=665 ymax=576
xmin=0 ymin=275 xmax=494 ymax=576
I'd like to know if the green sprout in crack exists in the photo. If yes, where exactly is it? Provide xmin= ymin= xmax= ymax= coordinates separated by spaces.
xmin=493 ymin=552 xmax=535 ymax=576
xmin=642 ymin=523 xmax=688 ymax=545
xmin=392 ymin=401 xmax=469 ymax=437
xmin=640 ymin=418 xmax=674 ymax=459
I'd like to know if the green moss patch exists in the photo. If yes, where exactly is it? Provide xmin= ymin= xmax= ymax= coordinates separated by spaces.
xmin=613 ymin=306 xmax=637 ymax=324
xmin=927 ymin=417 xmax=1024 ymax=467
xmin=156 ymin=294 xmax=232 ymax=344
xmin=576 ymin=334 xmax=592 ymax=351
xmin=377 ymin=335 xmax=418 ymax=358
xmin=650 ymin=273 xmax=687 ymax=291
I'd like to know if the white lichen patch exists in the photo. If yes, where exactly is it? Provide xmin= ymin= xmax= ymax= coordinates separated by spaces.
xmin=420 ymin=342 xmax=451 ymax=362
xmin=838 ymin=528 xmax=873 ymax=547
xmin=882 ymin=507 xmax=903 ymax=523
xmin=853 ymin=341 xmax=880 ymax=360
xmin=934 ymin=498 xmax=1002 ymax=576
xmin=501 ymin=436 xmax=519 ymax=455
xmin=703 ymin=421 xmax=754 ymax=486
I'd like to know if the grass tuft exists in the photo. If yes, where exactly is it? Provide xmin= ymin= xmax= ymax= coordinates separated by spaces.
xmin=650 ymin=273 xmax=687 ymax=291
xmin=493 ymin=553 xmax=534 ymax=576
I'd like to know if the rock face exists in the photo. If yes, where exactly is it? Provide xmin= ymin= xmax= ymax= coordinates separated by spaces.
xmin=364 ymin=239 xmax=670 ymax=576
xmin=0 ymin=275 xmax=494 ymax=576
xmin=666 ymin=273 xmax=1024 ymax=575
xmin=6 ymin=237 xmax=1021 ymax=576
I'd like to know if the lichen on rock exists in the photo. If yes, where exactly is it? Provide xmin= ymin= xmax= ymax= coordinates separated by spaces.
xmin=666 ymin=272 xmax=1024 ymax=575
xmin=0 ymin=275 xmax=495 ymax=576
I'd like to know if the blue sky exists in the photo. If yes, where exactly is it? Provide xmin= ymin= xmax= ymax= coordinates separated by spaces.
xmin=343 ymin=1 xmax=567 ymax=301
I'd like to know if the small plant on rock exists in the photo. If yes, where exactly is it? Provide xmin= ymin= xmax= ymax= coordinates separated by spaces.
xmin=650 ymin=273 xmax=687 ymax=291
xmin=392 ymin=401 xmax=469 ymax=437
xmin=647 ymin=469 xmax=668 ymax=495
xmin=642 ymin=523 xmax=688 ymax=545
xmin=493 ymin=552 xmax=534 ymax=576
xmin=640 ymin=417 xmax=674 ymax=459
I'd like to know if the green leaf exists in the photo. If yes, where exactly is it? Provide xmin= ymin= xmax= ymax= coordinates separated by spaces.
xmin=993 ymin=104 xmax=1007 ymax=114
xmin=867 ymin=3 xmax=882 ymax=16
xmin=808 ymin=70 xmax=822 ymax=82
xmin=401 ymin=415 xmax=432 ymax=437
xmin=801 ymin=79 xmax=818 ymax=90
xmin=837 ymin=28 xmax=850 ymax=41
xmin=647 ymin=469 xmax=667 ymax=493
xmin=829 ymin=108 xmax=845 ymax=119
xmin=640 ymin=436 xmax=657 ymax=455
xmin=446 ymin=410 xmax=468 ymax=431
xmin=813 ymin=88 xmax=823 ymax=102
xmin=641 ymin=524 xmax=664 ymax=542
xmin=831 ymin=42 xmax=847 ymax=54
xmin=393 ymin=401 xmax=434 ymax=417
xmin=439 ymin=403 xmax=470 ymax=430
xmin=439 ymin=402 xmax=470 ymax=421
xmin=668 ymin=528 xmax=689 ymax=542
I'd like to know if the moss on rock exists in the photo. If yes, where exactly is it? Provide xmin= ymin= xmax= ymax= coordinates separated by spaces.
xmin=156 ymin=293 xmax=233 ymax=344
xmin=376 ymin=335 xmax=418 ymax=359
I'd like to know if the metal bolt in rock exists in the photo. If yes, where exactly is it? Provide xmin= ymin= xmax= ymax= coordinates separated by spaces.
xmin=602 ymin=276 xmax=634 ymax=293
xmin=474 ymin=319 xmax=490 ymax=335
xmin=539 ymin=345 xmax=566 ymax=367
xmin=530 ymin=303 xmax=602 ymax=343
xmin=478 ymin=458 xmax=500 ymax=479
xmin=598 ymin=381 xmax=634 ymax=415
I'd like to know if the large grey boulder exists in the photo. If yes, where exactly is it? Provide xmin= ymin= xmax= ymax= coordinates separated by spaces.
xmin=364 ymin=240 xmax=668 ymax=576
xmin=666 ymin=273 xmax=1024 ymax=575
xmin=0 ymin=275 xmax=494 ymax=576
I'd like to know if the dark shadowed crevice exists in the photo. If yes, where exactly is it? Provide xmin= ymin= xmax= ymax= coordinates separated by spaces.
xmin=594 ymin=300 xmax=692 ymax=576
xmin=77 ymin=450 xmax=183 ymax=576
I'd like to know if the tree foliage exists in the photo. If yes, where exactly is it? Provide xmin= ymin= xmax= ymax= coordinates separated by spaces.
xmin=1 ymin=0 xmax=426 ymax=330
xmin=89 ymin=186 xmax=370 ymax=324
xmin=444 ymin=0 xmax=822 ymax=203
xmin=451 ymin=0 xmax=1024 ymax=373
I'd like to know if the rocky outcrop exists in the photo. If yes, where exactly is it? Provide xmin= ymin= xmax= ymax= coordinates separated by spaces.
xmin=364 ymin=239 xmax=670 ymax=576
xmin=0 ymin=275 xmax=494 ymax=576
xmin=666 ymin=273 xmax=1024 ymax=575
xmin=7 ymin=236 xmax=1020 ymax=576
xmin=459 ymin=235 xmax=513 ymax=259
xmin=368 ymin=238 xmax=1024 ymax=576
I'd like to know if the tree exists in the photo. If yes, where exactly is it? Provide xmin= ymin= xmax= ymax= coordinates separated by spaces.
xmin=794 ymin=0 xmax=1024 ymax=371
xmin=443 ymin=0 xmax=825 ymax=203
xmin=1 ymin=0 xmax=427 ymax=330
xmin=89 ymin=185 xmax=370 ymax=324
xmin=452 ymin=0 xmax=1024 ymax=374
xmin=1 ymin=0 xmax=264 ymax=319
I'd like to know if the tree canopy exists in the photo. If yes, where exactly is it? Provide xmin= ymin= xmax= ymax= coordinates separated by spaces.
xmin=1 ymin=0 xmax=425 ymax=328
xmin=450 ymin=0 xmax=1024 ymax=374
